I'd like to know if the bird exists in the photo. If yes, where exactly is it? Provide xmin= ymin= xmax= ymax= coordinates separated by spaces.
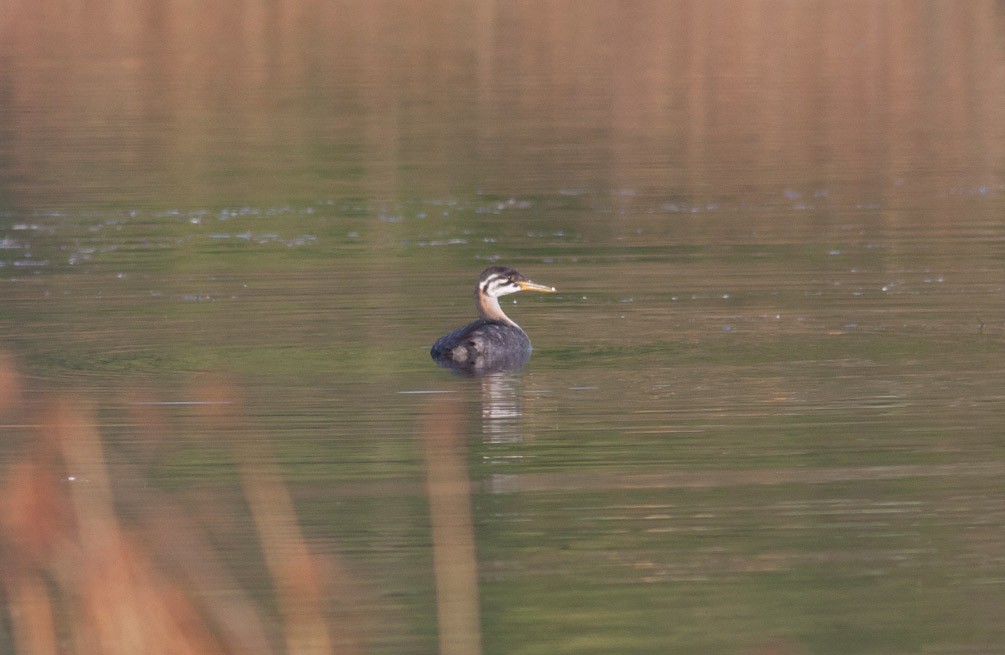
xmin=431 ymin=266 xmax=557 ymax=372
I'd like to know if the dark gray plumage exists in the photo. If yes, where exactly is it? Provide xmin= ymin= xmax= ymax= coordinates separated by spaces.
xmin=431 ymin=266 xmax=556 ymax=372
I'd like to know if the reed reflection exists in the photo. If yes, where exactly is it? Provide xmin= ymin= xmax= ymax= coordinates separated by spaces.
xmin=3 ymin=2 xmax=1002 ymax=208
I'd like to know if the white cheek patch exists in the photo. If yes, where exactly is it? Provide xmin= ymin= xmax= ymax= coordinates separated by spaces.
xmin=485 ymin=279 xmax=517 ymax=297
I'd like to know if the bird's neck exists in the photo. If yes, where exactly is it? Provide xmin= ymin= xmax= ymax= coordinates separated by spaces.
xmin=475 ymin=288 xmax=519 ymax=327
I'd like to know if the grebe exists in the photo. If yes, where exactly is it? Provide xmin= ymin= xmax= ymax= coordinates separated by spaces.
xmin=431 ymin=266 xmax=556 ymax=371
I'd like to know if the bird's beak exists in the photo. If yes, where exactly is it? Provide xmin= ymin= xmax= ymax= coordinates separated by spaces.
xmin=517 ymin=279 xmax=557 ymax=293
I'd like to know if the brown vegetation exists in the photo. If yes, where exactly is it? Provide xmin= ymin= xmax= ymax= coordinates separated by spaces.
xmin=0 ymin=355 xmax=361 ymax=655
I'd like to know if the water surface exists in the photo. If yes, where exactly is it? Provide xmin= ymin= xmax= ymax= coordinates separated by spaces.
xmin=2 ymin=2 xmax=1005 ymax=654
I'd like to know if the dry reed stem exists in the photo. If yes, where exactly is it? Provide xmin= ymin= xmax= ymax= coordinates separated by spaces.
xmin=195 ymin=376 xmax=344 ymax=655
xmin=0 ymin=357 xmax=358 ymax=655
xmin=422 ymin=396 xmax=483 ymax=655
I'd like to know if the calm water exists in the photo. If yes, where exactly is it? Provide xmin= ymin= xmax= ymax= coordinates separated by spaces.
xmin=3 ymin=2 xmax=1005 ymax=654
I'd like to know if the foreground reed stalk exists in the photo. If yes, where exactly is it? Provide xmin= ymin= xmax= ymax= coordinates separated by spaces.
xmin=422 ymin=397 xmax=483 ymax=655
xmin=0 ymin=356 xmax=358 ymax=655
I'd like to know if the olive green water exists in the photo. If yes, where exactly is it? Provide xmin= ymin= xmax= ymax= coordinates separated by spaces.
xmin=3 ymin=2 xmax=1005 ymax=654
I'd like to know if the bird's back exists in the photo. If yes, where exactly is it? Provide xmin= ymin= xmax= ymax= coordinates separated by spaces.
xmin=431 ymin=319 xmax=531 ymax=371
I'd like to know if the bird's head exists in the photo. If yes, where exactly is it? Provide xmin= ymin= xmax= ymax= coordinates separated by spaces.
xmin=478 ymin=266 xmax=556 ymax=298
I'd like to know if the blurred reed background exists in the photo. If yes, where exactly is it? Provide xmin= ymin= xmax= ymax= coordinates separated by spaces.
xmin=1 ymin=351 xmax=485 ymax=654
xmin=3 ymin=350 xmax=480 ymax=653
xmin=2 ymin=1 xmax=1001 ymax=209
xmin=0 ymin=352 xmax=355 ymax=654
